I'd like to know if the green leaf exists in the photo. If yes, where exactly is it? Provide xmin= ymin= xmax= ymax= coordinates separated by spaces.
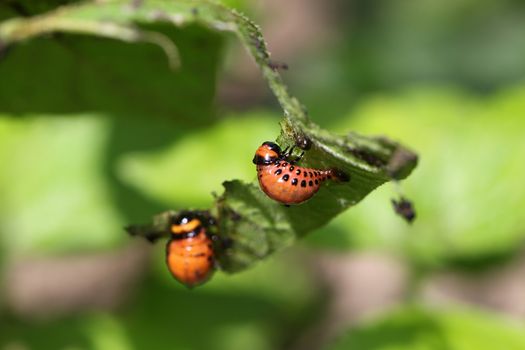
xmin=0 ymin=0 xmax=417 ymax=271
xmin=0 ymin=2 xmax=226 ymax=254
xmin=0 ymin=115 xmax=126 ymax=255
xmin=330 ymin=307 xmax=525 ymax=350
xmin=0 ymin=252 xmax=319 ymax=350
xmin=311 ymin=87 xmax=525 ymax=267
xmin=117 ymin=113 xmax=280 ymax=207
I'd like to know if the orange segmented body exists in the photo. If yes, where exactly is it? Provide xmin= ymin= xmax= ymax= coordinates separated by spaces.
xmin=166 ymin=212 xmax=215 ymax=288
xmin=253 ymin=141 xmax=347 ymax=204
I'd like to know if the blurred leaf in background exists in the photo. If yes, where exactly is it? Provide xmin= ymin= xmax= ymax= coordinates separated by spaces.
xmin=0 ymin=115 xmax=123 ymax=255
xmin=1 ymin=0 xmax=525 ymax=349
xmin=0 ymin=1 xmax=323 ymax=350
xmin=1 ymin=250 xmax=320 ymax=350
xmin=290 ymin=0 xmax=525 ymax=124
xmin=306 ymin=86 xmax=525 ymax=268
xmin=0 ymin=20 xmax=224 ymax=255
xmin=117 ymin=112 xmax=280 ymax=208
xmin=330 ymin=307 xmax=525 ymax=350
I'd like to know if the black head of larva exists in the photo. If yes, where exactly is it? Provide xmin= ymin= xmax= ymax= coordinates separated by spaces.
xmin=170 ymin=211 xmax=212 ymax=236
xmin=262 ymin=141 xmax=281 ymax=153
xmin=171 ymin=211 xmax=199 ymax=226
xmin=253 ymin=141 xmax=282 ymax=165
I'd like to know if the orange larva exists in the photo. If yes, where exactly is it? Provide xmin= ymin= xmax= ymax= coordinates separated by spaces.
xmin=253 ymin=141 xmax=348 ymax=204
xmin=166 ymin=211 xmax=216 ymax=288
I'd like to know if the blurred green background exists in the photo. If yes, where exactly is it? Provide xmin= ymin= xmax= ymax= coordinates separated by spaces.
xmin=1 ymin=0 xmax=525 ymax=349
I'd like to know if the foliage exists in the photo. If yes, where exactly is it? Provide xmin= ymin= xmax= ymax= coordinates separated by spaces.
xmin=330 ymin=306 xmax=525 ymax=350
xmin=0 ymin=254 xmax=320 ymax=350
xmin=0 ymin=0 xmax=416 ymax=271
xmin=1 ymin=1 xmax=524 ymax=349
xmin=306 ymin=86 xmax=525 ymax=269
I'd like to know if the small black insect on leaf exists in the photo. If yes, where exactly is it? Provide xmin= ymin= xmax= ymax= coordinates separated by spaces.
xmin=294 ymin=133 xmax=312 ymax=150
xmin=391 ymin=197 xmax=416 ymax=223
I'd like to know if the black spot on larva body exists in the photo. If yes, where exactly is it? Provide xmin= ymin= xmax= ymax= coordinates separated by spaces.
xmin=275 ymin=161 xmax=281 ymax=166
xmin=301 ymin=180 xmax=307 ymax=187
xmin=309 ymin=172 xmax=313 ymax=177
xmin=296 ymin=169 xmax=301 ymax=175
xmin=282 ymin=174 xmax=290 ymax=181
xmin=309 ymin=180 xmax=313 ymax=186
xmin=290 ymin=166 xmax=295 ymax=171
xmin=304 ymin=172 xmax=308 ymax=178
xmin=275 ymin=169 xmax=282 ymax=175
xmin=315 ymin=171 xmax=320 ymax=176
xmin=282 ymin=162 xmax=288 ymax=167
xmin=315 ymin=179 xmax=319 ymax=185
xmin=292 ymin=178 xmax=298 ymax=185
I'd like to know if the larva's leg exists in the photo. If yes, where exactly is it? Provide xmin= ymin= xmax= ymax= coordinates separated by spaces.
xmin=290 ymin=151 xmax=304 ymax=164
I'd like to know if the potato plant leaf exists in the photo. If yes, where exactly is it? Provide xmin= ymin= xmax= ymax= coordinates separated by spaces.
xmin=0 ymin=0 xmax=418 ymax=272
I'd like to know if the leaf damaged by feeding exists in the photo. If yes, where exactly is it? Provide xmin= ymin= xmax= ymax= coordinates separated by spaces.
xmin=0 ymin=0 xmax=418 ymax=273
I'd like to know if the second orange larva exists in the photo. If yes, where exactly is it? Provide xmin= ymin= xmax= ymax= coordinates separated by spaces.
xmin=166 ymin=211 xmax=216 ymax=288
xmin=253 ymin=141 xmax=348 ymax=204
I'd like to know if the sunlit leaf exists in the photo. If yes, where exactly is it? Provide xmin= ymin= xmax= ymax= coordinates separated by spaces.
xmin=309 ymin=87 xmax=525 ymax=267
xmin=330 ymin=307 xmax=525 ymax=350
xmin=0 ymin=0 xmax=417 ymax=271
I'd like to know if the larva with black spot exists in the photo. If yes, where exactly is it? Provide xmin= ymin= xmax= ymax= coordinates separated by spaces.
xmin=166 ymin=211 xmax=216 ymax=288
xmin=252 ymin=141 xmax=349 ymax=204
